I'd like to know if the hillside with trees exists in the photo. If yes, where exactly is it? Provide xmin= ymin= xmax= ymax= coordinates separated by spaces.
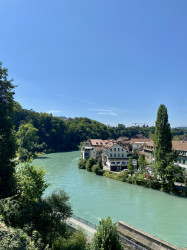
xmin=12 ymin=102 xmax=187 ymax=159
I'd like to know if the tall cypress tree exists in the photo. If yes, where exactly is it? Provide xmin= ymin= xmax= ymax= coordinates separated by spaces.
xmin=0 ymin=62 xmax=17 ymax=198
xmin=154 ymin=104 xmax=172 ymax=177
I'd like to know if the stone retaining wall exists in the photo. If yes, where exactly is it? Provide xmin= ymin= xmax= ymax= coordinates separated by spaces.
xmin=116 ymin=221 xmax=183 ymax=250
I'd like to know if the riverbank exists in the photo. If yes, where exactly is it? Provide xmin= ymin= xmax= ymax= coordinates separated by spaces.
xmin=78 ymin=157 xmax=187 ymax=197
xmin=33 ymin=152 xmax=187 ymax=248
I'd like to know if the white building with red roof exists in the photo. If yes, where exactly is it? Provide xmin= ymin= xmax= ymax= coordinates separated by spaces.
xmin=102 ymin=142 xmax=136 ymax=171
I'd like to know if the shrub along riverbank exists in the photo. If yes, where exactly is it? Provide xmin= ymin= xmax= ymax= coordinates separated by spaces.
xmin=78 ymin=157 xmax=187 ymax=197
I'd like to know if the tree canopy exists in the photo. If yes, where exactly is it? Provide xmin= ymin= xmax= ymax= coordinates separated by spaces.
xmin=0 ymin=62 xmax=17 ymax=198
xmin=12 ymin=102 xmax=187 ymax=155
xmin=91 ymin=217 xmax=123 ymax=250
xmin=154 ymin=104 xmax=172 ymax=163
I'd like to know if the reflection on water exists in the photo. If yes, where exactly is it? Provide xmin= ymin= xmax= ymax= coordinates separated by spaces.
xmin=33 ymin=151 xmax=187 ymax=248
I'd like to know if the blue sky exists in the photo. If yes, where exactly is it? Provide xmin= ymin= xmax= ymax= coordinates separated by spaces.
xmin=0 ymin=0 xmax=187 ymax=127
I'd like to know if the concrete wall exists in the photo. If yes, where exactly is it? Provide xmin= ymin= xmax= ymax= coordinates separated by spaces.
xmin=116 ymin=221 xmax=182 ymax=250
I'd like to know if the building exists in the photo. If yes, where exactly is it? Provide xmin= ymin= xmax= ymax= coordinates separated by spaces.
xmin=130 ymin=138 xmax=151 ymax=150
xmin=172 ymin=140 xmax=187 ymax=168
xmin=102 ymin=142 xmax=134 ymax=171
xmin=143 ymin=141 xmax=154 ymax=164
xmin=140 ymin=139 xmax=187 ymax=168
xmin=81 ymin=139 xmax=116 ymax=160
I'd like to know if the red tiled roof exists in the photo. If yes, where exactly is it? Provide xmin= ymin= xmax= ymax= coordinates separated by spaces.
xmin=146 ymin=140 xmax=154 ymax=147
xmin=144 ymin=140 xmax=187 ymax=152
xmin=172 ymin=141 xmax=187 ymax=152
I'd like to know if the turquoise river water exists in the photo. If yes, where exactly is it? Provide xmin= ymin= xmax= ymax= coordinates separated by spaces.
xmin=33 ymin=151 xmax=187 ymax=248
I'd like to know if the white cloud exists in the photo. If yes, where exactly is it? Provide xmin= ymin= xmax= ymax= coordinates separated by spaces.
xmin=91 ymin=108 xmax=117 ymax=116
xmin=47 ymin=110 xmax=61 ymax=114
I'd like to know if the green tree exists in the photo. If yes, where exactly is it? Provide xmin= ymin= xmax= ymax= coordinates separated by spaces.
xmin=92 ymin=161 xmax=104 ymax=176
xmin=17 ymin=123 xmax=39 ymax=159
xmin=0 ymin=62 xmax=17 ymax=198
xmin=52 ymin=229 xmax=87 ymax=250
xmin=78 ymin=157 xmax=86 ymax=169
xmin=154 ymin=104 xmax=173 ymax=180
xmin=138 ymin=155 xmax=146 ymax=173
xmin=128 ymin=157 xmax=134 ymax=176
xmin=0 ymin=160 xmax=72 ymax=247
xmin=21 ymin=190 xmax=72 ymax=247
xmin=15 ymin=159 xmax=49 ymax=206
xmin=91 ymin=217 xmax=123 ymax=250
xmin=86 ymin=158 xmax=95 ymax=172
xmin=132 ymin=149 xmax=138 ymax=159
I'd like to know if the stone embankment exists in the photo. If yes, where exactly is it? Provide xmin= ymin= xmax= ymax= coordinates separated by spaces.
xmin=116 ymin=221 xmax=183 ymax=250
xmin=66 ymin=216 xmax=187 ymax=250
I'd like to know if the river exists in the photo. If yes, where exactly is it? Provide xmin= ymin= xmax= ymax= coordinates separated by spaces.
xmin=33 ymin=151 xmax=187 ymax=248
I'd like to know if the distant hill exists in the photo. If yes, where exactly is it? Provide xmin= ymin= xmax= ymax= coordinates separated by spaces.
xmin=174 ymin=127 xmax=187 ymax=130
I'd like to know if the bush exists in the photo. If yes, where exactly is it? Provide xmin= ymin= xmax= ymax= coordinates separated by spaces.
xmin=86 ymin=158 xmax=95 ymax=172
xmin=92 ymin=162 xmax=104 ymax=176
xmin=148 ymin=179 xmax=161 ymax=190
xmin=103 ymin=171 xmax=116 ymax=180
xmin=115 ymin=171 xmax=128 ymax=182
xmin=0 ymin=223 xmax=36 ymax=250
xmin=52 ymin=229 xmax=87 ymax=250
xmin=90 ymin=217 xmax=123 ymax=250
xmin=78 ymin=157 xmax=87 ymax=169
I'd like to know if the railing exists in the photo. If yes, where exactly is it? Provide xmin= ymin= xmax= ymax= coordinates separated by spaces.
xmin=72 ymin=214 xmax=98 ymax=230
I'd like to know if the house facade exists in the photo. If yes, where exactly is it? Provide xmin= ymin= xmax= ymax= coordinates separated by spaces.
xmin=140 ymin=139 xmax=187 ymax=168
xmin=81 ymin=139 xmax=116 ymax=160
xmin=143 ymin=141 xmax=154 ymax=164
xmin=172 ymin=140 xmax=187 ymax=168
xmin=130 ymin=138 xmax=151 ymax=150
xmin=102 ymin=143 xmax=133 ymax=171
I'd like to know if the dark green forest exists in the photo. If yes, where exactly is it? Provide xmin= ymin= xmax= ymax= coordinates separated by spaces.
xmin=13 ymin=102 xmax=187 ymax=156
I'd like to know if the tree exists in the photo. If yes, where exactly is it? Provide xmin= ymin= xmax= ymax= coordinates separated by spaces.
xmin=128 ymin=157 xmax=134 ymax=176
xmin=86 ymin=158 xmax=95 ymax=172
xmin=0 ymin=62 xmax=17 ymax=198
xmin=154 ymin=104 xmax=173 ymax=179
xmin=78 ymin=157 xmax=86 ymax=169
xmin=20 ymin=190 xmax=72 ymax=247
xmin=15 ymin=159 xmax=49 ymax=206
xmin=138 ymin=155 xmax=146 ymax=173
xmin=90 ymin=217 xmax=123 ymax=250
xmin=132 ymin=149 xmax=138 ymax=159
xmin=52 ymin=229 xmax=87 ymax=250
xmin=0 ymin=159 xmax=72 ymax=247
xmin=17 ymin=123 xmax=39 ymax=159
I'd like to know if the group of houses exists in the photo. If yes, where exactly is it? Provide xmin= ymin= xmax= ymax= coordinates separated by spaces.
xmin=142 ymin=137 xmax=187 ymax=169
xmin=81 ymin=135 xmax=150 ymax=171
xmin=81 ymin=135 xmax=187 ymax=172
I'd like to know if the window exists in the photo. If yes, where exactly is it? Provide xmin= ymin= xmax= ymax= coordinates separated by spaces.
xmin=114 ymin=148 xmax=116 ymax=151
xmin=110 ymin=149 xmax=112 ymax=151
xmin=122 ymin=148 xmax=123 ymax=151
xmin=118 ymin=154 xmax=120 ymax=157
xmin=110 ymin=154 xmax=112 ymax=157
xmin=118 ymin=148 xmax=120 ymax=151
xmin=122 ymin=154 xmax=124 ymax=157
xmin=114 ymin=154 xmax=116 ymax=157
